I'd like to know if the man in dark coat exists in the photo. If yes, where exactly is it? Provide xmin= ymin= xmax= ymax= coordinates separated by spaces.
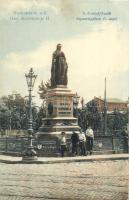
xmin=71 ymin=131 xmax=79 ymax=156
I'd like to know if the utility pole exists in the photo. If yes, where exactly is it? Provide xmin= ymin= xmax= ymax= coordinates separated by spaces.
xmin=104 ymin=77 xmax=107 ymax=135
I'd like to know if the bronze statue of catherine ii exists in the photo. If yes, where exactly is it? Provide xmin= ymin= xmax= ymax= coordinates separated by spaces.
xmin=51 ymin=44 xmax=68 ymax=87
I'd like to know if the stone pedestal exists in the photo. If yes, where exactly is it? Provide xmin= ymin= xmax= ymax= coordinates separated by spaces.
xmin=36 ymin=86 xmax=80 ymax=141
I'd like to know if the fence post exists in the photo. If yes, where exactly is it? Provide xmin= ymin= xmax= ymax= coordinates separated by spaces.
xmin=5 ymin=137 xmax=8 ymax=153
xmin=112 ymin=135 xmax=114 ymax=151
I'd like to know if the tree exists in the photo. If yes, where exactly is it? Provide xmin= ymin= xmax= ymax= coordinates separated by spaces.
xmin=34 ymin=107 xmax=46 ymax=130
xmin=0 ymin=93 xmax=28 ymax=131
xmin=38 ymin=80 xmax=51 ymax=99
xmin=0 ymin=104 xmax=10 ymax=133
xmin=0 ymin=92 xmax=47 ymax=135
xmin=107 ymin=109 xmax=127 ymax=134
xmin=78 ymin=108 xmax=87 ymax=131
xmin=77 ymin=100 xmax=102 ymax=132
xmin=86 ymin=101 xmax=101 ymax=131
xmin=37 ymin=80 xmax=51 ymax=126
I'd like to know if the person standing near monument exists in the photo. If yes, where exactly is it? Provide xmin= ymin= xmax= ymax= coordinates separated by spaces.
xmin=71 ymin=131 xmax=79 ymax=156
xmin=85 ymin=126 xmax=94 ymax=155
xmin=60 ymin=132 xmax=67 ymax=157
xmin=51 ymin=44 xmax=68 ymax=87
xmin=79 ymin=129 xmax=86 ymax=156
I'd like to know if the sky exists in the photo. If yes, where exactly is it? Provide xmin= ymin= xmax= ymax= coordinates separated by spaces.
xmin=0 ymin=0 xmax=129 ymax=106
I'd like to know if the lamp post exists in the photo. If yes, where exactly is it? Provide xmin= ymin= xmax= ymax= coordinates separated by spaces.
xmin=22 ymin=68 xmax=38 ymax=161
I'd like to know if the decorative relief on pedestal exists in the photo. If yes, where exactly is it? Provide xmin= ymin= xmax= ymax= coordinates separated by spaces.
xmin=47 ymin=102 xmax=53 ymax=116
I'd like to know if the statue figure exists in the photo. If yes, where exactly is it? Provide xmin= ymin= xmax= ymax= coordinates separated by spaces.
xmin=51 ymin=44 xmax=68 ymax=87
xmin=48 ymin=102 xmax=53 ymax=116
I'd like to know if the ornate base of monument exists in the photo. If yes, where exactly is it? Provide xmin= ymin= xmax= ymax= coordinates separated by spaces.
xmin=36 ymin=86 xmax=80 ymax=141
xmin=36 ymin=117 xmax=80 ymax=140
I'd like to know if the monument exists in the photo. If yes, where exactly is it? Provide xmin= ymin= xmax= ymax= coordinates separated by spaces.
xmin=36 ymin=44 xmax=80 ymax=142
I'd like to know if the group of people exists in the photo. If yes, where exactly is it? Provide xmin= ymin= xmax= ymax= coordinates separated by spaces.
xmin=60 ymin=126 xmax=94 ymax=157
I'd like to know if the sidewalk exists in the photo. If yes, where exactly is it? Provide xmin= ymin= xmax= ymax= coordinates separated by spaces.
xmin=0 ymin=153 xmax=128 ymax=164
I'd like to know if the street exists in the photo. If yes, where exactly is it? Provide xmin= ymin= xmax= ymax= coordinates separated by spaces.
xmin=0 ymin=159 xmax=128 ymax=200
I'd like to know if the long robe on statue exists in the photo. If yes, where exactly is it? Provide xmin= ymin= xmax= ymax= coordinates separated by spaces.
xmin=51 ymin=44 xmax=68 ymax=87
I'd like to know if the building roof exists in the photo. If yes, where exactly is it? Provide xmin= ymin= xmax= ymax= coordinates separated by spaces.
xmin=106 ymin=98 xmax=126 ymax=103
xmin=93 ymin=97 xmax=127 ymax=104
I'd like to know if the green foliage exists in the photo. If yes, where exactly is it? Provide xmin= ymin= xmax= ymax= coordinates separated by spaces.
xmin=78 ymin=101 xmax=101 ymax=131
xmin=0 ymin=94 xmax=26 ymax=131
xmin=38 ymin=80 xmax=51 ymax=99
xmin=107 ymin=110 xmax=127 ymax=132
xmin=77 ymin=101 xmax=127 ymax=134
xmin=86 ymin=101 xmax=101 ymax=130
xmin=0 ymin=92 xmax=46 ymax=134
xmin=0 ymin=105 xmax=10 ymax=131
xmin=0 ymin=93 xmax=40 ymax=133
xmin=34 ymin=107 xmax=46 ymax=130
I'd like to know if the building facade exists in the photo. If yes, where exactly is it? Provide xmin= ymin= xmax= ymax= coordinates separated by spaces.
xmin=87 ymin=97 xmax=128 ymax=113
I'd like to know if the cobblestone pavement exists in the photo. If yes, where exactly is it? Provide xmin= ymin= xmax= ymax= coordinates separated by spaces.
xmin=0 ymin=160 xmax=128 ymax=200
